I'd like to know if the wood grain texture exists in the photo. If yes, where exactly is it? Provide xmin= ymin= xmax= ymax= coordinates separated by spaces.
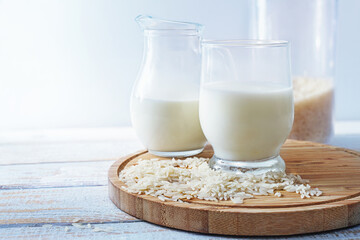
xmin=1 ymin=222 xmax=360 ymax=240
xmin=0 ymin=128 xmax=138 ymax=144
xmin=0 ymin=128 xmax=142 ymax=165
xmin=109 ymin=140 xmax=360 ymax=236
xmin=0 ymin=186 xmax=137 ymax=224
xmin=0 ymin=161 xmax=112 ymax=189
xmin=1 ymin=127 xmax=360 ymax=239
xmin=0 ymin=140 xmax=142 ymax=165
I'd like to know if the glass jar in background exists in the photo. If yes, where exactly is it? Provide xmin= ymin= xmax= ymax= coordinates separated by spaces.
xmin=130 ymin=15 xmax=207 ymax=157
xmin=252 ymin=0 xmax=338 ymax=143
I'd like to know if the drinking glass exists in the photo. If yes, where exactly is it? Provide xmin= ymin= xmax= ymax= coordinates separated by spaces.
xmin=199 ymin=40 xmax=293 ymax=174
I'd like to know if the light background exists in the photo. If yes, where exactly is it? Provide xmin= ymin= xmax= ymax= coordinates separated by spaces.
xmin=0 ymin=0 xmax=358 ymax=130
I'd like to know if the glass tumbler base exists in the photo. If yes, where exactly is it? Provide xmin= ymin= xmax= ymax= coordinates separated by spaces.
xmin=209 ymin=155 xmax=286 ymax=175
xmin=149 ymin=147 xmax=204 ymax=158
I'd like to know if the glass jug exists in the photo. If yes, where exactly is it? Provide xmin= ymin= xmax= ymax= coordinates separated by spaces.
xmin=252 ymin=0 xmax=338 ymax=143
xmin=130 ymin=15 xmax=206 ymax=157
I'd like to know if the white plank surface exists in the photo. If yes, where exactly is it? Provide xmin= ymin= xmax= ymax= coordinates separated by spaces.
xmin=328 ymin=121 xmax=360 ymax=151
xmin=0 ymin=186 xmax=137 ymax=224
xmin=0 ymin=127 xmax=142 ymax=165
xmin=0 ymin=128 xmax=138 ymax=144
xmin=0 ymin=139 xmax=142 ymax=165
xmin=0 ymin=124 xmax=360 ymax=239
xmin=0 ymin=122 xmax=358 ymax=166
xmin=0 ymin=222 xmax=360 ymax=240
xmin=0 ymin=161 xmax=111 ymax=189
xmin=0 ymin=122 xmax=359 ymax=166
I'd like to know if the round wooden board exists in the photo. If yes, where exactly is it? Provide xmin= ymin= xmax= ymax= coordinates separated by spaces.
xmin=108 ymin=140 xmax=360 ymax=236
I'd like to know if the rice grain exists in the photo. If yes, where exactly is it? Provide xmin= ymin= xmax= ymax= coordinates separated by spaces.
xmin=119 ymin=157 xmax=322 ymax=204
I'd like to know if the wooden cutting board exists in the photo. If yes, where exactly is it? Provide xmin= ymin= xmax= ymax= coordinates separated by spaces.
xmin=108 ymin=140 xmax=360 ymax=236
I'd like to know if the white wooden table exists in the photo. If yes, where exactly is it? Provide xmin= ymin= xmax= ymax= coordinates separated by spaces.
xmin=1 ymin=123 xmax=360 ymax=239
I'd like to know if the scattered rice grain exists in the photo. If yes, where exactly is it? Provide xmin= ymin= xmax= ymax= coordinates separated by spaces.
xmin=119 ymin=157 xmax=322 ymax=204
xmin=274 ymin=192 xmax=282 ymax=197
xmin=92 ymin=226 xmax=113 ymax=233
xmin=72 ymin=218 xmax=82 ymax=223
xmin=72 ymin=223 xmax=86 ymax=229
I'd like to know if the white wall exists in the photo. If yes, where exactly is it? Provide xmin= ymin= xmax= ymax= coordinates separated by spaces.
xmin=0 ymin=0 xmax=358 ymax=130
xmin=335 ymin=0 xmax=360 ymax=120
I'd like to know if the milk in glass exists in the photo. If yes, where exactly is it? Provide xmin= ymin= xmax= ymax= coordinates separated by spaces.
xmin=131 ymin=97 xmax=206 ymax=152
xmin=199 ymin=81 xmax=293 ymax=161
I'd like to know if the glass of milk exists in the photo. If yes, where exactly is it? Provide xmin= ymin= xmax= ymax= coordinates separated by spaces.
xmin=130 ymin=15 xmax=207 ymax=157
xmin=200 ymin=40 xmax=294 ymax=174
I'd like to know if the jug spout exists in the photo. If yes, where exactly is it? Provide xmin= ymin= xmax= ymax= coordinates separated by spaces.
xmin=135 ymin=15 xmax=203 ymax=34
